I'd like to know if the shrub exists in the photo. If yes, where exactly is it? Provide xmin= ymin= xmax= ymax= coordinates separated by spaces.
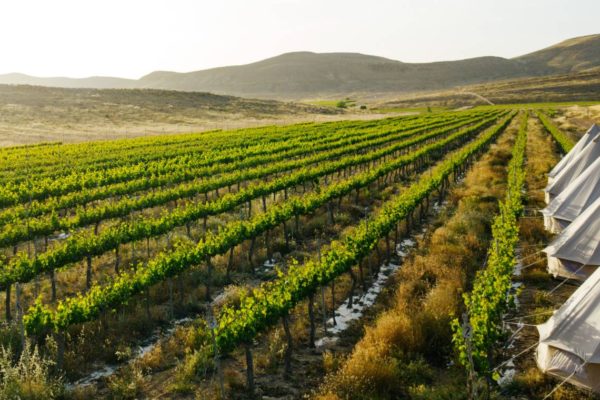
xmin=0 ymin=341 xmax=63 ymax=400
xmin=255 ymin=328 xmax=286 ymax=373
xmin=107 ymin=363 xmax=146 ymax=399
xmin=322 ymin=350 xmax=344 ymax=374
xmin=170 ymin=346 xmax=214 ymax=393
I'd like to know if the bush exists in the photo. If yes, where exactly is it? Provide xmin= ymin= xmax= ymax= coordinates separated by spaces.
xmin=0 ymin=341 xmax=63 ymax=400
xmin=107 ymin=363 xmax=146 ymax=399
xmin=255 ymin=328 xmax=286 ymax=373
xmin=170 ymin=346 xmax=214 ymax=393
xmin=322 ymin=350 xmax=343 ymax=374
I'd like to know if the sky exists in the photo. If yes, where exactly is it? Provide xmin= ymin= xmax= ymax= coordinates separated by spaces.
xmin=0 ymin=0 xmax=598 ymax=79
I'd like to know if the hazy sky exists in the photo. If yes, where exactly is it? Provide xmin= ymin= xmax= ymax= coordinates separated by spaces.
xmin=1 ymin=0 xmax=598 ymax=79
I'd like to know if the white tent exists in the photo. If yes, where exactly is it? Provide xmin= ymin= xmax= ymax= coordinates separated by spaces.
xmin=543 ymin=195 xmax=600 ymax=281
xmin=536 ymin=266 xmax=600 ymax=393
xmin=545 ymin=133 xmax=600 ymax=204
xmin=543 ymin=156 xmax=600 ymax=234
xmin=547 ymin=124 xmax=600 ymax=186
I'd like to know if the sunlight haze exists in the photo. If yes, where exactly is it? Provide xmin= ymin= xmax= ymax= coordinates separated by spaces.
xmin=0 ymin=0 xmax=598 ymax=78
xmin=1 ymin=0 xmax=600 ymax=398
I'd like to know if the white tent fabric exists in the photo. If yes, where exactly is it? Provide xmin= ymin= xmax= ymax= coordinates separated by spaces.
xmin=543 ymin=156 xmax=600 ymax=234
xmin=547 ymin=124 xmax=600 ymax=186
xmin=545 ymin=133 xmax=600 ymax=204
xmin=544 ymin=195 xmax=600 ymax=281
xmin=537 ymin=267 xmax=600 ymax=393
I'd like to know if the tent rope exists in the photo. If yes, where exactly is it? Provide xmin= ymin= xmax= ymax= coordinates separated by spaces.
xmin=503 ymin=323 xmax=525 ymax=348
xmin=542 ymin=361 xmax=589 ymax=400
xmin=516 ymin=249 xmax=546 ymax=263
xmin=518 ymin=243 xmax=547 ymax=249
xmin=516 ymin=257 xmax=546 ymax=272
xmin=548 ymin=264 xmax=586 ymax=295
xmin=491 ymin=342 xmax=538 ymax=372
xmin=503 ymin=310 xmax=555 ymax=322
xmin=503 ymin=321 xmax=537 ymax=327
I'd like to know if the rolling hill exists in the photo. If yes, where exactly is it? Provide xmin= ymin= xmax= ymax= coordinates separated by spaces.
xmin=0 ymin=73 xmax=138 ymax=89
xmin=378 ymin=67 xmax=600 ymax=109
xmin=0 ymin=85 xmax=339 ymax=146
xmin=0 ymin=34 xmax=598 ymax=99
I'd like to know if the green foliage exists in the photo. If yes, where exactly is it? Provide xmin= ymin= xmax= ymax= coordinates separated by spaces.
xmin=23 ymin=111 xmax=507 ymax=335
xmin=0 ymin=341 xmax=63 ymax=400
xmin=171 ymin=346 xmax=215 ymax=393
xmin=536 ymin=110 xmax=574 ymax=153
xmin=0 ymin=114 xmax=422 ymax=208
xmin=452 ymin=111 xmax=528 ymax=376
xmin=106 ymin=363 xmax=146 ymax=400
xmin=214 ymin=112 xmax=514 ymax=354
xmin=1 ymin=112 xmax=489 ymax=290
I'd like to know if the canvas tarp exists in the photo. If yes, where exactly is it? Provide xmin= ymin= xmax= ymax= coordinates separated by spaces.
xmin=543 ymin=156 xmax=600 ymax=234
xmin=545 ymin=133 xmax=600 ymax=204
xmin=544 ymin=195 xmax=600 ymax=281
xmin=547 ymin=124 xmax=600 ymax=186
xmin=537 ymin=266 xmax=600 ymax=393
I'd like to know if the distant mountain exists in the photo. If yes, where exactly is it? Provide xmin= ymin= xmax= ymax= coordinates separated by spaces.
xmin=0 ymin=73 xmax=138 ymax=89
xmin=0 ymin=34 xmax=598 ymax=99
xmin=137 ymin=53 xmax=532 ymax=98
xmin=514 ymin=34 xmax=600 ymax=74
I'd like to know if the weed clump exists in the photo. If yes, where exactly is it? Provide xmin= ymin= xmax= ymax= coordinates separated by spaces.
xmin=0 ymin=340 xmax=63 ymax=400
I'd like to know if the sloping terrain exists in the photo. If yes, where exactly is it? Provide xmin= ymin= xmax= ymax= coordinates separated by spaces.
xmin=137 ymin=52 xmax=532 ymax=97
xmin=378 ymin=68 xmax=600 ymax=109
xmin=0 ymin=34 xmax=598 ymax=99
xmin=0 ymin=84 xmax=339 ymax=146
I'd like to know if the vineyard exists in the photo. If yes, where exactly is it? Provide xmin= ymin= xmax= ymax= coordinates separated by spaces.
xmin=0 ymin=105 xmax=598 ymax=399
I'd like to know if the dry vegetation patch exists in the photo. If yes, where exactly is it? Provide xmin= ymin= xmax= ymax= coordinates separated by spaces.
xmin=314 ymin=121 xmax=519 ymax=399
xmin=501 ymin=116 xmax=600 ymax=399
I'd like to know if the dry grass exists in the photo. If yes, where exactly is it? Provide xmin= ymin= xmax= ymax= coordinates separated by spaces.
xmin=0 ymin=85 xmax=413 ymax=147
xmin=500 ymin=114 xmax=600 ymax=399
xmin=322 ymin=350 xmax=344 ymax=375
xmin=118 ymin=125 xmax=457 ymax=398
xmin=0 ymin=340 xmax=63 ymax=400
xmin=553 ymin=104 xmax=600 ymax=140
xmin=377 ymin=70 xmax=600 ymax=109
xmin=505 ymin=366 xmax=598 ymax=400
xmin=0 ymin=114 xmax=525 ymax=398
xmin=314 ymin=120 xmax=519 ymax=399
xmin=67 ymin=166 xmax=407 ymax=397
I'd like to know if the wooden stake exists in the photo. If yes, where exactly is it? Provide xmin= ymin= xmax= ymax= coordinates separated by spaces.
xmin=5 ymin=284 xmax=11 ymax=321
xmin=308 ymin=293 xmax=315 ymax=348
xmin=282 ymin=313 xmax=293 ymax=378
xmin=85 ymin=255 xmax=93 ymax=290
xmin=347 ymin=269 xmax=357 ymax=308
xmin=245 ymin=343 xmax=255 ymax=397
xmin=331 ymin=282 xmax=336 ymax=326
xmin=50 ymin=269 xmax=56 ymax=303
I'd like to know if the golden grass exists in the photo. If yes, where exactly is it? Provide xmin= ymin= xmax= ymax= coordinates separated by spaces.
xmin=501 ymin=115 xmax=600 ymax=399
xmin=315 ymin=120 xmax=519 ymax=399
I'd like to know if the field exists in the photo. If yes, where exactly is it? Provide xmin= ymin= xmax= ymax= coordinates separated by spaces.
xmin=376 ymin=68 xmax=600 ymax=109
xmin=0 ymin=85 xmax=378 ymax=147
xmin=0 ymin=103 xmax=599 ymax=400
